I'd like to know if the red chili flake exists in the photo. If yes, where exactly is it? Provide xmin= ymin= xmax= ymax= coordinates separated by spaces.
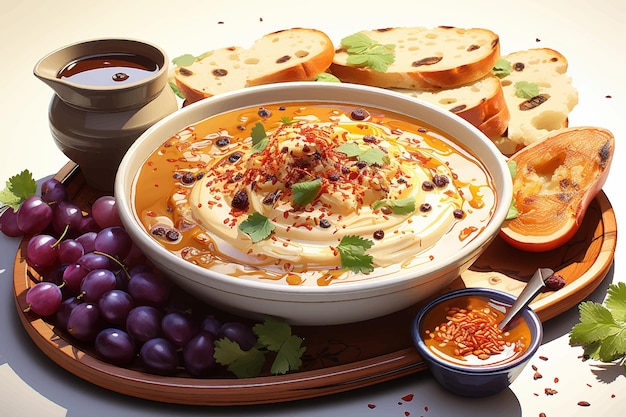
xmin=536 ymin=38 xmax=541 ymax=42
xmin=577 ymin=401 xmax=590 ymax=407
xmin=401 ymin=394 xmax=414 ymax=402
xmin=586 ymin=383 xmax=592 ymax=387
xmin=544 ymin=388 xmax=558 ymax=396
xmin=611 ymin=394 xmax=616 ymax=398
xmin=533 ymin=372 xmax=543 ymax=380
xmin=404 ymin=412 xmax=410 ymax=416
xmin=539 ymin=356 xmax=548 ymax=361
xmin=539 ymin=413 xmax=547 ymax=417
xmin=367 ymin=403 xmax=376 ymax=409
xmin=554 ymin=377 xmax=559 ymax=383
xmin=531 ymin=364 xmax=538 ymax=371
xmin=217 ymin=21 xmax=224 ymax=24
xmin=606 ymin=95 xmax=612 ymax=99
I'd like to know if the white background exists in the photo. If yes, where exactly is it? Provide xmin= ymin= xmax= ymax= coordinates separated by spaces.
xmin=1 ymin=0 xmax=624 ymax=416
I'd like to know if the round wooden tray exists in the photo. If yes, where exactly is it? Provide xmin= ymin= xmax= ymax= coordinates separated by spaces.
xmin=13 ymin=163 xmax=617 ymax=405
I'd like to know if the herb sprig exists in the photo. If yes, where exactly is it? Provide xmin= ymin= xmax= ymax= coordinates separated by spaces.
xmin=340 ymin=32 xmax=395 ymax=72
xmin=570 ymin=282 xmax=626 ymax=369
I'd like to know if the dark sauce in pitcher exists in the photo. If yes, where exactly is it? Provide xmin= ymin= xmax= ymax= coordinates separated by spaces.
xmin=58 ymin=53 xmax=159 ymax=86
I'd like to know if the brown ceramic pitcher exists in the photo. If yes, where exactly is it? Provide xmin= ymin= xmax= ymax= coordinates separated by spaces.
xmin=34 ymin=38 xmax=179 ymax=191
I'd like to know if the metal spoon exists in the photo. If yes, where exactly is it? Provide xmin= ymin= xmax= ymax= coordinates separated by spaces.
xmin=498 ymin=267 xmax=554 ymax=330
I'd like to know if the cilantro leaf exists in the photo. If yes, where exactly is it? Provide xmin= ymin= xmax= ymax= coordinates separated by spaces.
xmin=253 ymin=316 xmax=306 ymax=375
xmin=606 ymin=282 xmax=626 ymax=321
xmin=281 ymin=116 xmax=296 ymax=125
xmin=271 ymin=335 xmax=305 ymax=375
xmin=292 ymin=179 xmax=322 ymax=207
xmin=213 ymin=338 xmax=266 ymax=378
xmin=239 ymin=212 xmax=275 ymax=242
xmin=569 ymin=284 xmax=626 ymax=365
xmin=492 ymin=58 xmax=512 ymax=78
xmin=337 ymin=235 xmax=374 ymax=274
xmin=341 ymin=32 xmax=395 ymax=72
xmin=371 ymin=197 xmax=416 ymax=215
xmin=514 ymin=81 xmax=540 ymax=99
xmin=251 ymin=122 xmax=268 ymax=153
xmin=171 ymin=53 xmax=197 ymax=67
xmin=315 ymin=72 xmax=341 ymax=83
xmin=0 ymin=169 xmax=37 ymax=210
xmin=336 ymin=142 xmax=389 ymax=166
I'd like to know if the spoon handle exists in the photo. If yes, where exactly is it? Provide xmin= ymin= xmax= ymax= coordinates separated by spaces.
xmin=498 ymin=268 xmax=554 ymax=330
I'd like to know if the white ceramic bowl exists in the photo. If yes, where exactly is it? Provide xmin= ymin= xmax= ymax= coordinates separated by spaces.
xmin=115 ymin=82 xmax=512 ymax=325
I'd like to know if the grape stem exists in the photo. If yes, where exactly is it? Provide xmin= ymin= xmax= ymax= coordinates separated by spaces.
xmin=92 ymin=250 xmax=131 ymax=280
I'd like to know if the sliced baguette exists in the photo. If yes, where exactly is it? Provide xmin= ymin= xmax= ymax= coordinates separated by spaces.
xmin=330 ymin=26 xmax=500 ymax=89
xmin=394 ymin=74 xmax=509 ymax=136
xmin=491 ymin=48 xmax=579 ymax=155
xmin=174 ymin=28 xmax=334 ymax=104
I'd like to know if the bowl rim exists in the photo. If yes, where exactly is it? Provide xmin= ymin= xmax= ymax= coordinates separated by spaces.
xmin=115 ymin=81 xmax=513 ymax=297
xmin=411 ymin=287 xmax=543 ymax=373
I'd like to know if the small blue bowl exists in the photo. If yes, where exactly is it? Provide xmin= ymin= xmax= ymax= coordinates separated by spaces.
xmin=411 ymin=288 xmax=543 ymax=397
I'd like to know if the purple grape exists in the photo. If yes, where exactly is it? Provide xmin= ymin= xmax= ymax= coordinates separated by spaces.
xmin=55 ymin=296 xmax=81 ymax=330
xmin=98 ymin=290 xmax=134 ymax=326
xmin=126 ymin=305 xmax=161 ymax=343
xmin=0 ymin=207 xmax=23 ymax=237
xmin=40 ymin=178 xmax=67 ymax=204
xmin=122 ymin=241 xmax=145 ymax=268
xmin=127 ymin=270 xmax=172 ymax=307
xmin=25 ymin=234 xmax=58 ymax=268
xmin=139 ymin=337 xmax=178 ymax=375
xmin=92 ymin=196 xmax=122 ymax=229
xmin=25 ymin=281 xmax=62 ymax=316
xmin=57 ymin=239 xmax=84 ymax=264
xmin=94 ymin=226 xmax=132 ymax=259
xmin=95 ymin=328 xmax=136 ymax=366
xmin=52 ymin=201 xmax=83 ymax=236
xmin=200 ymin=315 xmax=221 ymax=336
xmin=183 ymin=331 xmax=216 ymax=377
xmin=218 ymin=322 xmax=257 ymax=351
xmin=161 ymin=312 xmax=198 ymax=347
xmin=78 ymin=215 xmax=99 ymax=234
xmin=67 ymin=302 xmax=103 ymax=342
xmin=77 ymin=252 xmax=112 ymax=271
xmin=79 ymin=269 xmax=117 ymax=302
xmin=17 ymin=195 xmax=53 ymax=234
xmin=62 ymin=263 xmax=89 ymax=294
xmin=75 ymin=232 xmax=97 ymax=253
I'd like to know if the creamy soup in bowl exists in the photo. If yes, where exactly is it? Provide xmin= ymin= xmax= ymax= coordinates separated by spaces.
xmin=115 ymin=82 xmax=512 ymax=325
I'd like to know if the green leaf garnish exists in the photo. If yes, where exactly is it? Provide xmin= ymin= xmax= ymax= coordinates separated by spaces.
xmin=168 ymin=81 xmax=185 ymax=99
xmin=239 ymin=212 xmax=275 ymax=242
xmin=336 ymin=142 xmax=390 ymax=166
xmin=570 ymin=282 xmax=626 ymax=367
xmin=505 ymin=160 xmax=519 ymax=220
xmin=213 ymin=316 xmax=306 ymax=378
xmin=337 ymin=235 xmax=375 ymax=274
xmin=292 ymin=179 xmax=322 ymax=207
xmin=281 ymin=116 xmax=296 ymax=125
xmin=341 ymin=32 xmax=395 ymax=72
xmin=251 ymin=122 xmax=268 ymax=153
xmin=253 ymin=316 xmax=305 ymax=375
xmin=315 ymin=72 xmax=341 ymax=83
xmin=492 ymin=58 xmax=512 ymax=78
xmin=171 ymin=53 xmax=197 ymax=67
xmin=514 ymin=81 xmax=540 ymax=99
xmin=0 ymin=169 xmax=37 ymax=210
xmin=372 ymin=197 xmax=416 ymax=215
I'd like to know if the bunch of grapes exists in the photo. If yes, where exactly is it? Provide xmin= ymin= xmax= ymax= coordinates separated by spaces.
xmin=1 ymin=178 xmax=258 ymax=377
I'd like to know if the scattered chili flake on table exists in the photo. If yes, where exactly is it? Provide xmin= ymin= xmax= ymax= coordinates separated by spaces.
xmin=577 ymin=401 xmax=591 ymax=407
xmin=545 ymin=388 xmax=558 ymax=395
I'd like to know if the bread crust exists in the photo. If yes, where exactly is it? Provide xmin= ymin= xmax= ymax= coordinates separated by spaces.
xmin=330 ymin=26 xmax=500 ymax=89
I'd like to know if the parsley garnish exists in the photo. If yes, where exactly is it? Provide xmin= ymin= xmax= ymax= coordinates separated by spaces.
xmin=0 ymin=169 xmax=37 ymax=210
xmin=514 ymin=81 xmax=540 ymax=99
xmin=336 ymin=142 xmax=390 ymax=166
xmin=569 ymin=282 xmax=626 ymax=368
xmin=239 ymin=212 xmax=274 ymax=242
xmin=492 ymin=58 xmax=512 ymax=78
xmin=337 ymin=235 xmax=375 ymax=274
xmin=372 ymin=197 xmax=416 ymax=215
xmin=280 ymin=116 xmax=296 ymax=125
xmin=214 ymin=316 xmax=306 ymax=378
xmin=315 ymin=72 xmax=341 ymax=83
xmin=251 ymin=122 xmax=268 ymax=153
xmin=340 ymin=32 xmax=395 ymax=72
xmin=292 ymin=179 xmax=322 ymax=207
xmin=171 ymin=51 xmax=213 ymax=67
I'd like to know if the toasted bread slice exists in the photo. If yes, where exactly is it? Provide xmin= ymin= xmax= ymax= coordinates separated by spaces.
xmin=174 ymin=28 xmax=334 ymax=104
xmin=395 ymin=74 xmax=509 ymax=136
xmin=491 ymin=48 xmax=578 ymax=155
xmin=330 ymin=26 xmax=500 ymax=89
